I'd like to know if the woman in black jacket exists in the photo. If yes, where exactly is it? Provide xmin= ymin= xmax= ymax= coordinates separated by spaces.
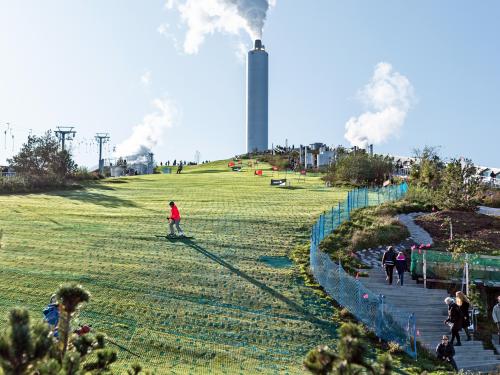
xmin=444 ymin=297 xmax=463 ymax=346
xmin=456 ymin=291 xmax=472 ymax=340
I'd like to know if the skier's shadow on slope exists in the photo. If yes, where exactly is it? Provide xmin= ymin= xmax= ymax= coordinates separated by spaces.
xmin=181 ymin=238 xmax=335 ymax=335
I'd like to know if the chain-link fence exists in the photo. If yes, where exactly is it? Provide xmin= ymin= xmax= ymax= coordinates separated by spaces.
xmin=310 ymin=183 xmax=418 ymax=358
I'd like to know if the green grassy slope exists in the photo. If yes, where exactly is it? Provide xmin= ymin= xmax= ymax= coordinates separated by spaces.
xmin=0 ymin=160 xmax=347 ymax=374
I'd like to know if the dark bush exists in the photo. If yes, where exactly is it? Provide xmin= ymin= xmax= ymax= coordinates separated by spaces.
xmin=323 ymin=153 xmax=394 ymax=186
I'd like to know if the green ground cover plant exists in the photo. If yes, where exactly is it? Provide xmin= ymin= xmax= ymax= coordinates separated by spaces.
xmin=0 ymin=160 xmax=349 ymax=374
xmin=318 ymin=203 xmax=410 ymax=274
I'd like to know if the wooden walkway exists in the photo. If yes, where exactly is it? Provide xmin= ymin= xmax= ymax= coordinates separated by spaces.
xmin=357 ymin=213 xmax=500 ymax=373
xmin=362 ymin=267 xmax=500 ymax=373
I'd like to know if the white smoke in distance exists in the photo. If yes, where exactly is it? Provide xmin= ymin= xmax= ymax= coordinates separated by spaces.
xmin=165 ymin=0 xmax=276 ymax=54
xmin=344 ymin=62 xmax=415 ymax=148
xmin=115 ymin=98 xmax=178 ymax=159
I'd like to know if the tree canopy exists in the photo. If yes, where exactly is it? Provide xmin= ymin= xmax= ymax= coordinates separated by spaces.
xmin=8 ymin=131 xmax=76 ymax=179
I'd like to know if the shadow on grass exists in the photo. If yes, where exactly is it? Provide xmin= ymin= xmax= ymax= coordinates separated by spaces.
xmin=83 ymin=183 xmax=116 ymax=191
xmin=277 ymin=186 xmax=305 ymax=190
xmin=185 ymin=169 xmax=227 ymax=174
xmin=48 ymin=190 xmax=138 ymax=208
xmin=181 ymin=238 xmax=336 ymax=335
xmin=105 ymin=179 xmax=129 ymax=184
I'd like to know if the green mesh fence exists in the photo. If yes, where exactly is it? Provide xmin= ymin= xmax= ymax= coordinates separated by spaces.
xmin=310 ymin=183 xmax=418 ymax=359
xmin=410 ymin=250 xmax=500 ymax=287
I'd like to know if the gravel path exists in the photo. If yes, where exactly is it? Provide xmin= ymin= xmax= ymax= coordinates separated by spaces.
xmin=397 ymin=213 xmax=433 ymax=245
xmin=478 ymin=205 xmax=500 ymax=217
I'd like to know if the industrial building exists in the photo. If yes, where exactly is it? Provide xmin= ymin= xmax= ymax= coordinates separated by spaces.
xmin=246 ymin=40 xmax=268 ymax=153
xmin=109 ymin=152 xmax=155 ymax=177
xmin=299 ymin=143 xmax=335 ymax=168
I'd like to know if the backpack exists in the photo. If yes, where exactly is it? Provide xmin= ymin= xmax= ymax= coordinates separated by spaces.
xmin=383 ymin=250 xmax=396 ymax=265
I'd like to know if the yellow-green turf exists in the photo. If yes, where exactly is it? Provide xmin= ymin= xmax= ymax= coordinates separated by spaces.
xmin=0 ymin=160 xmax=347 ymax=374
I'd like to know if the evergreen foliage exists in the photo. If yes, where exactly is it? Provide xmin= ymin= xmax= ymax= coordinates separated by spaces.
xmin=408 ymin=147 xmax=482 ymax=211
xmin=8 ymin=131 xmax=76 ymax=180
xmin=0 ymin=284 xmax=150 ymax=374
xmin=438 ymin=158 xmax=480 ymax=211
xmin=323 ymin=152 xmax=394 ymax=186
xmin=304 ymin=322 xmax=393 ymax=375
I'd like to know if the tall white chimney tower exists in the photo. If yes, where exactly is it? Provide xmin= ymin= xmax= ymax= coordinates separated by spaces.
xmin=246 ymin=39 xmax=268 ymax=153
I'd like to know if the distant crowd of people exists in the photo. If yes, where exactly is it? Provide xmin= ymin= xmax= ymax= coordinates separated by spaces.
xmin=157 ymin=160 xmax=211 ymax=174
xmin=381 ymin=246 xmax=500 ymax=372
xmin=159 ymin=160 xmax=211 ymax=167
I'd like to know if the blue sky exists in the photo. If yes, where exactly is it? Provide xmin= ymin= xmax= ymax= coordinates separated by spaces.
xmin=0 ymin=0 xmax=499 ymax=168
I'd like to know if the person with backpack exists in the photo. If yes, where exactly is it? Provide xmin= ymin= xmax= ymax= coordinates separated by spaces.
xmin=167 ymin=201 xmax=185 ymax=238
xmin=444 ymin=297 xmax=463 ymax=346
xmin=381 ymin=246 xmax=396 ymax=285
xmin=395 ymin=251 xmax=407 ymax=286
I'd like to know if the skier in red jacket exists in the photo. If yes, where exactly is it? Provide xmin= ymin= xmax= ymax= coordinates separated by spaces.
xmin=168 ymin=201 xmax=185 ymax=237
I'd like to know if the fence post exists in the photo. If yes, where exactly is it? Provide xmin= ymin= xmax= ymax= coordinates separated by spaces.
xmin=423 ymin=250 xmax=427 ymax=289
xmin=321 ymin=214 xmax=325 ymax=240
xmin=365 ymin=188 xmax=368 ymax=207
xmin=338 ymin=202 xmax=341 ymax=226
xmin=357 ymin=279 xmax=361 ymax=307
xmin=376 ymin=294 xmax=385 ymax=338
xmin=411 ymin=313 xmax=417 ymax=359
xmin=338 ymin=258 xmax=343 ymax=305
xmin=407 ymin=313 xmax=417 ymax=359
xmin=331 ymin=207 xmax=334 ymax=233
xmin=347 ymin=192 xmax=351 ymax=220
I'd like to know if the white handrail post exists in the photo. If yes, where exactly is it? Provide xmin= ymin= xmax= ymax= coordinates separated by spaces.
xmin=423 ymin=250 xmax=427 ymax=289
xmin=465 ymin=253 xmax=469 ymax=296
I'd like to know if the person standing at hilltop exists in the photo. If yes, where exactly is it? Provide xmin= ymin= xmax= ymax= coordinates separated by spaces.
xmin=381 ymin=246 xmax=396 ymax=285
xmin=168 ymin=201 xmax=184 ymax=238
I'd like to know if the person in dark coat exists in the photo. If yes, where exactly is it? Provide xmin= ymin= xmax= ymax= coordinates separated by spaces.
xmin=395 ymin=251 xmax=407 ymax=286
xmin=381 ymin=246 xmax=396 ymax=285
xmin=436 ymin=335 xmax=457 ymax=371
xmin=444 ymin=297 xmax=463 ymax=346
xmin=456 ymin=291 xmax=472 ymax=340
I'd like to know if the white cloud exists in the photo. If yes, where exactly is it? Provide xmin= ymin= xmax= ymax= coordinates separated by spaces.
xmin=158 ymin=23 xmax=180 ymax=50
xmin=344 ymin=62 xmax=415 ymax=148
xmin=140 ymin=71 xmax=152 ymax=86
xmin=115 ymin=98 xmax=179 ymax=157
xmin=163 ymin=0 xmax=276 ymax=55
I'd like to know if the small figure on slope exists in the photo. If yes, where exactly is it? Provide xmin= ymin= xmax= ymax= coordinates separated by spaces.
xmin=168 ymin=201 xmax=185 ymax=238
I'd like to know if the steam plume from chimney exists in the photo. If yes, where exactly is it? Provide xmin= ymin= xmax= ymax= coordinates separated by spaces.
xmin=115 ymin=98 xmax=177 ymax=160
xmin=164 ymin=0 xmax=276 ymax=54
xmin=344 ymin=62 xmax=415 ymax=148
